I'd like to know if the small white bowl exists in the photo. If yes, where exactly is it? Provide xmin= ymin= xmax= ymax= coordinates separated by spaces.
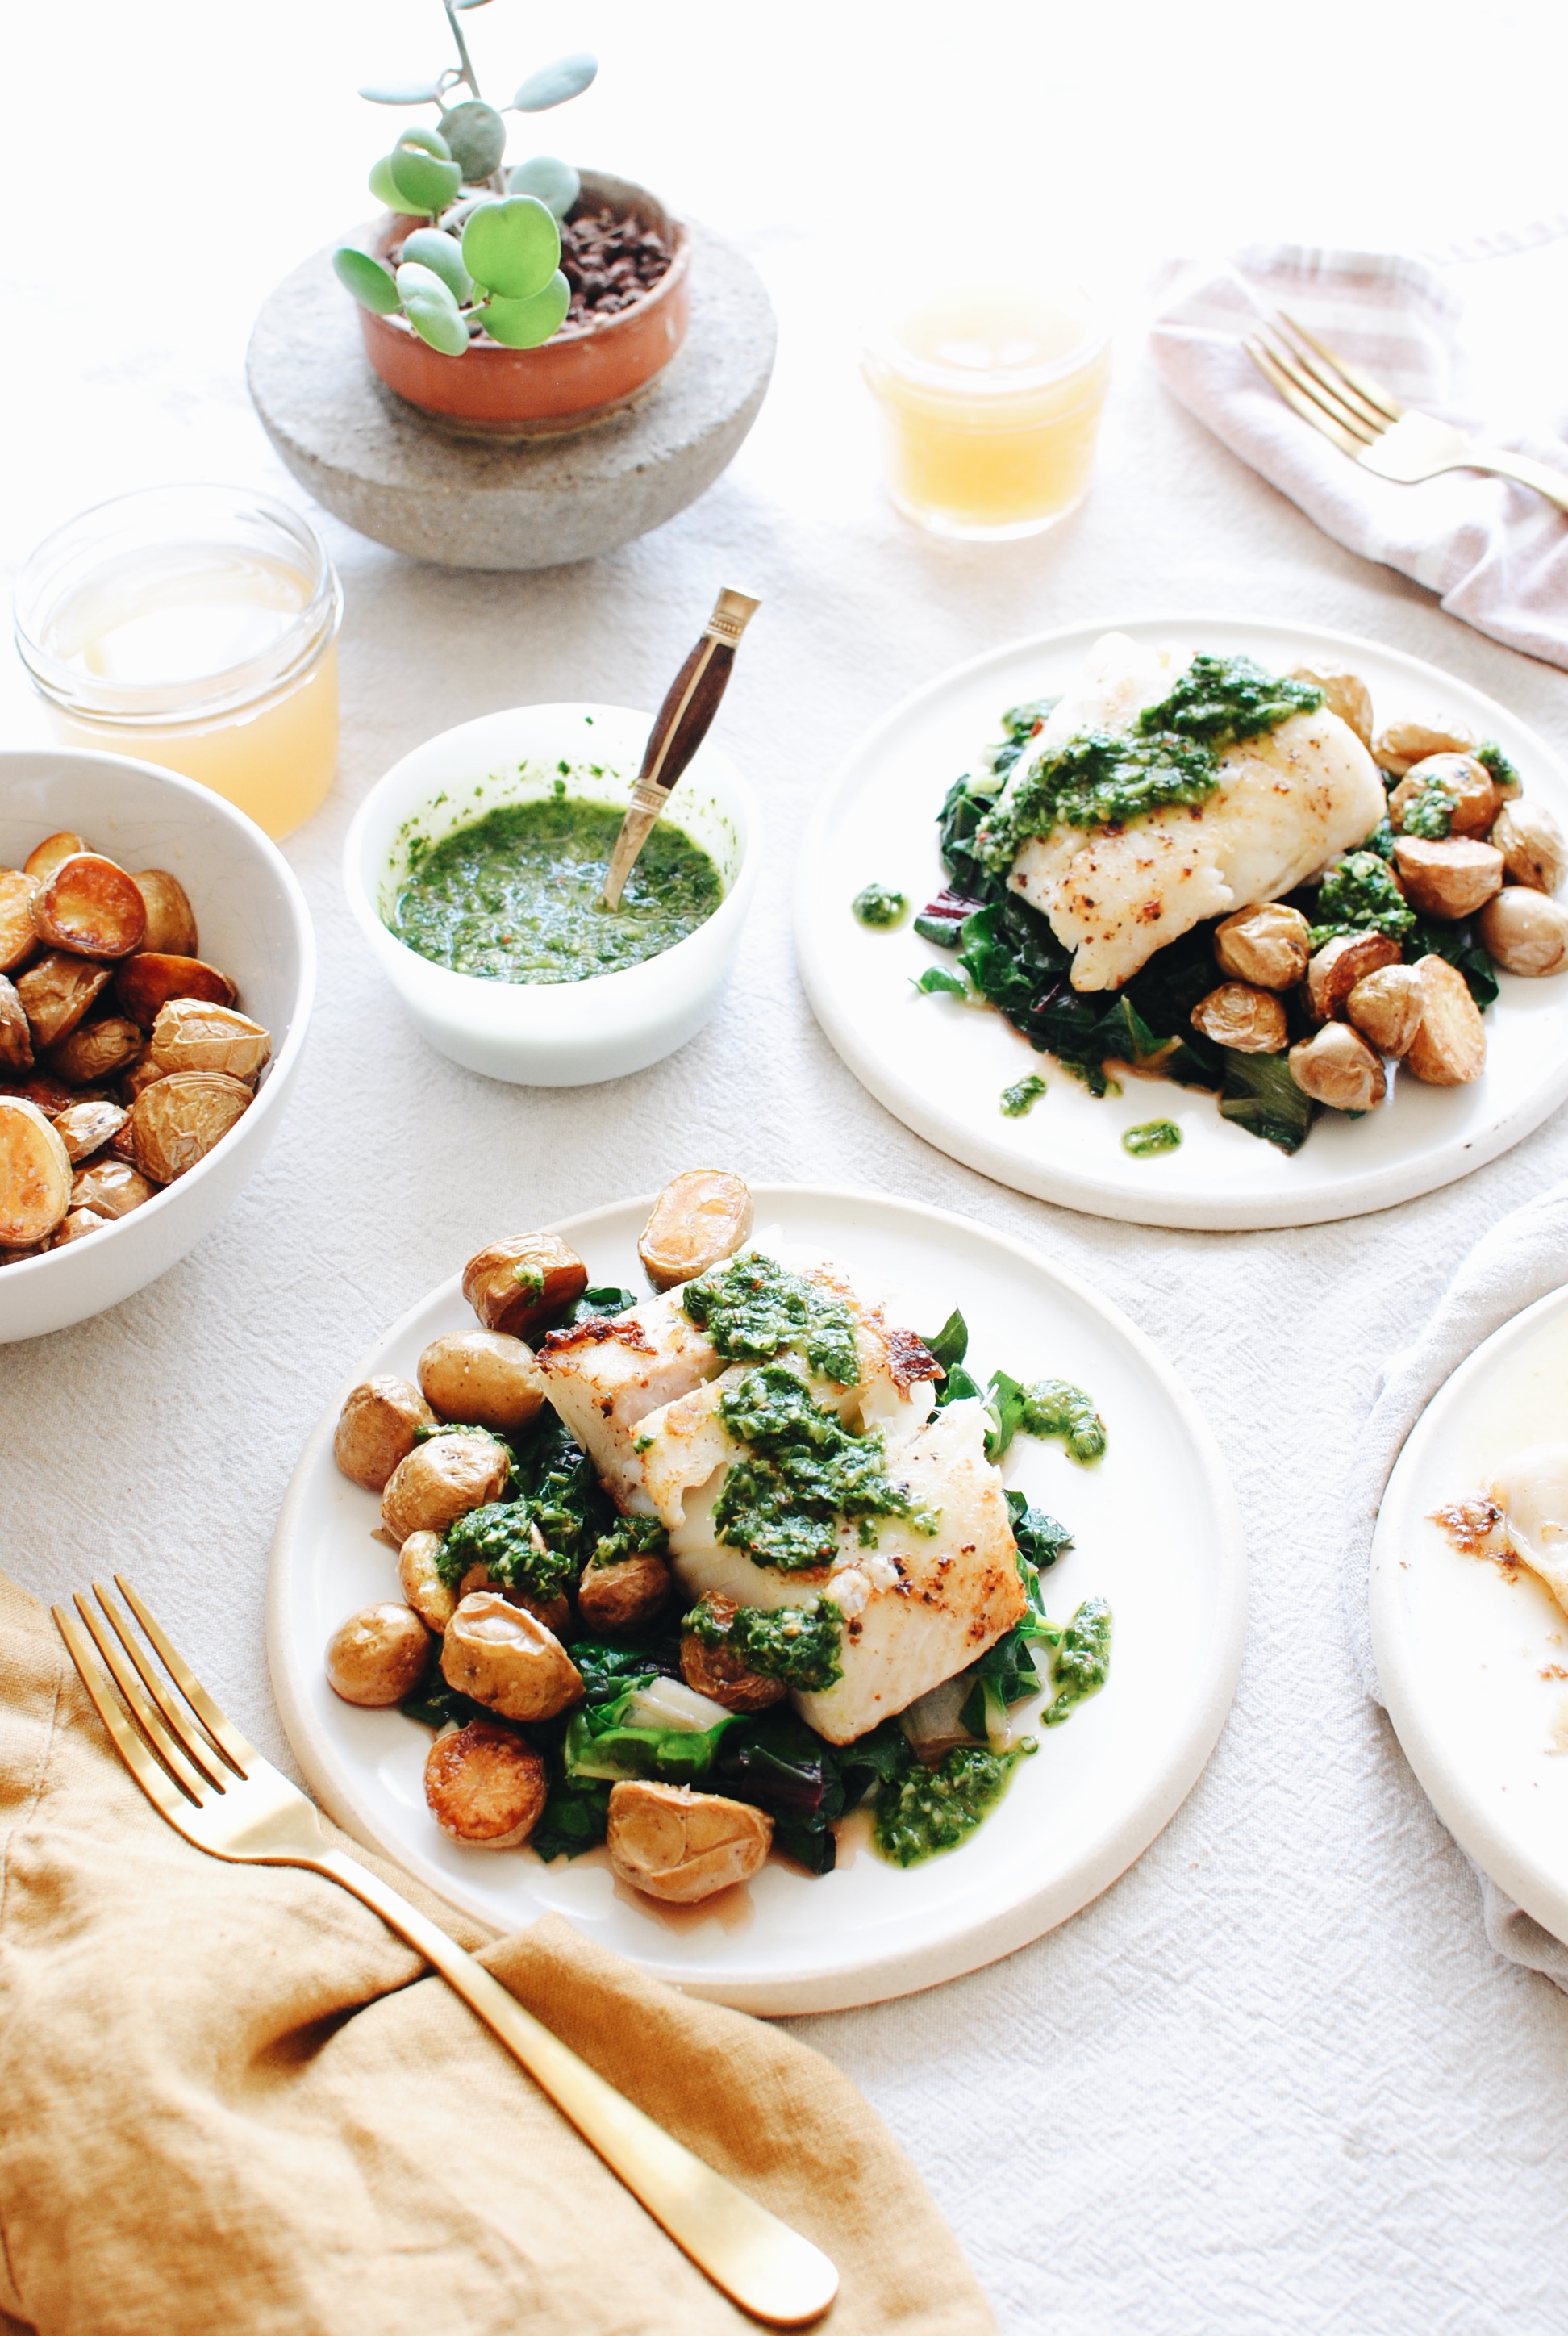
xmin=344 ymin=702 xmax=758 ymax=1086
xmin=0 ymin=748 xmax=315 ymax=1345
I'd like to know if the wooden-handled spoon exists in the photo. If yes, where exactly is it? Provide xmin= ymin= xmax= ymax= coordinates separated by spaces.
xmin=600 ymin=586 xmax=761 ymax=910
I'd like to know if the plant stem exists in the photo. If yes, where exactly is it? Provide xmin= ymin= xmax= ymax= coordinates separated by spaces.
xmin=442 ymin=0 xmax=481 ymax=98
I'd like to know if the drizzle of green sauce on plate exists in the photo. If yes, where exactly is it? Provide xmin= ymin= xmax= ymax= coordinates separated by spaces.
xmin=1122 ymin=1119 xmax=1182 ymax=1158
xmin=389 ymin=789 xmax=722 ymax=983
xmin=853 ymin=882 xmax=907 ymax=928
xmin=1000 ymin=1073 xmax=1047 ymax=1117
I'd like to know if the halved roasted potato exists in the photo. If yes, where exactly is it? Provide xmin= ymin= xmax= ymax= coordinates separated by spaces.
xmin=128 ymin=1070 xmax=251 ymax=1182
xmin=148 ymin=1000 xmax=270 ymax=1082
xmin=15 ymin=953 xmax=112 ymax=1049
xmin=325 ymin=1604 xmax=432 ymax=1707
xmin=23 ymin=832 xmax=86 ymax=883
xmin=335 ymin=1375 xmax=439 ymax=1492
xmin=381 ymin=1431 xmax=511 ymax=1543
xmin=48 ymin=1013 xmax=144 ymax=1087
xmin=424 ymin=1721 xmax=547 ymax=1848
xmin=637 ymin=1170 xmax=754 ymax=1291
xmin=31 ymin=854 xmax=148 ymax=959
xmin=606 ymin=1779 xmax=773 ymax=1903
xmin=0 ymin=1097 xmax=73 ymax=1246
xmin=417 ymin=1329 xmax=546 ymax=1435
xmin=0 ymin=975 xmax=33 ymax=1073
xmin=116 ymin=952 xmax=236 ymax=1027
xmin=0 ymin=872 xmax=40 ymax=975
xmin=52 ymin=1098 xmax=128 ymax=1163
xmin=462 ymin=1234 xmax=588 ymax=1339
xmin=70 ymin=1158 xmax=156 ymax=1220
xmin=130 ymin=870 xmax=198 ymax=957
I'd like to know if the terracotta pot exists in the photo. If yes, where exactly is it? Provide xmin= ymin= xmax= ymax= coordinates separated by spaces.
xmin=357 ymin=170 xmax=691 ymax=440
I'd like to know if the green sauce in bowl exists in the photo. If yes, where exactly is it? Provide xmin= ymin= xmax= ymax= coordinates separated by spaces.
xmin=388 ymin=789 xmax=723 ymax=984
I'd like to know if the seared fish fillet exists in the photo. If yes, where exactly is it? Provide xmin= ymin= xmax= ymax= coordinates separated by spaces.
xmin=537 ymin=1245 xmax=936 ymax=1516
xmin=999 ymin=632 xmax=1386 ymax=991
xmin=655 ymin=1395 xmax=1026 ymax=1746
xmin=536 ymin=1289 xmax=720 ymax=1513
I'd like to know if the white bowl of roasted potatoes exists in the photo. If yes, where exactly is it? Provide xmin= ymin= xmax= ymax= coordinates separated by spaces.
xmin=0 ymin=749 xmax=315 ymax=1342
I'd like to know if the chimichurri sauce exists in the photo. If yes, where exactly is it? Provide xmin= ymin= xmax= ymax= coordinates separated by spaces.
xmin=390 ymin=792 xmax=723 ymax=984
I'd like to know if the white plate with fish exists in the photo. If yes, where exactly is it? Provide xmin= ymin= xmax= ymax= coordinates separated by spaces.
xmin=796 ymin=615 xmax=1568 ymax=1230
xmin=1371 ymin=1283 xmax=1568 ymax=1948
xmin=268 ymin=1183 xmax=1245 ymax=2014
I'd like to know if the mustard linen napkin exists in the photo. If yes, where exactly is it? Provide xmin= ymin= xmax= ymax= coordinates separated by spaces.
xmin=0 ymin=1571 xmax=994 ymax=2336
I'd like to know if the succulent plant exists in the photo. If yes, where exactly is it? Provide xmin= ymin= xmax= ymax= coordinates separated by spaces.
xmin=334 ymin=0 xmax=597 ymax=357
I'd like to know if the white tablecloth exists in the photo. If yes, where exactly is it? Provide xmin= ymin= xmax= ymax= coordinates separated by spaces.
xmin=6 ymin=6 xmax=1568 ymax=2328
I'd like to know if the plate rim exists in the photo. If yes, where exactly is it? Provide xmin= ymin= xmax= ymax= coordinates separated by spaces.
xmin=1369 ymin=1277 xmax=1568 ymax=1946
xmin=794 ymin=611 xmax=1568 ymax=1232
xmin=267 ymin=1182 xmax=1249 ymax=2013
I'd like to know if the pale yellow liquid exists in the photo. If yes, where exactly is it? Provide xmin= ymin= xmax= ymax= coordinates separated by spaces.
xmin=44 ymin=549 xmax=339 ymax=839
xmin=865 ymin=285 xmax=1111 ymax=539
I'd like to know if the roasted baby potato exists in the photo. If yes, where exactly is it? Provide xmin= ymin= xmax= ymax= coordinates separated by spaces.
xmin=116 ymin=951 xmax=236 ymax=1027
xmin=129 ymin=1070 xmax=251 ymax=1183
xmin=1287 ymin=661 xmax=1374 ymax=750
xmin=130 ymin=870 xmax=198 ymax=957
xmin=398 ymin=1530 xmax=456 ymax=1633
xmin=0 ymin=975 xmax=32 ymax=1073
xmin=462 ymin=1233 xmax=588 ymax=1339
xmin=325 ymin=1603 xmax=432 ymax=1707
xmin=1405 ymin=956 xmax=1487 ymax=1085
xmin=1374 ymin=719 xmax=1475 ymax=776
xmin=70 ymin=1158 xmax=156 ymax=1220
xmin=1190 ymin=982 xmax=1287 ymax=1053
xmin=48 ymin=1013 xmax=144 ymax=1086
xmin=1345 ymin=964 xmax=1424 ymax=1058
xmin=381 ymin=1431 xmax=511 ymax=1543
xmin=121 ymin=1055 xmax=169 ymax=1101
xmin=0 ymin=1097 xmax=73 ymax=1245
xmin=679 ymin=1596 xmax=786 ymax=1713
xmin=417 ymin=1329 xmax=546 ymax=1435
xmin=334 ymin=1374 xmax=439 ymax=1492
xmin=1287 ymin=1024 xmax=1387 ymax=1113
xmin=1476 ymin=888 xmax=1568 ymax=977
xmin=1391 ymin=836 xmax=1504 ymax=922
xmin=31 ymin=853 xmax=148 ymax=959
xmin=1491 ymin=800 xmax=1566 ymax=895
xmin=1211 ymin=903 xmax=1312 ymax=991
xmin=0 ymin=872 xmax=40 ymax=974
xmin=606 ymin=1780 xmax=773 ymax=1903
xmin=23 ymin=832 xmax=86 ymax=883
xmin=439 ymin=1591 xmax=583 ymax=1723
xmin=148 ymin=999 xmax=271 ymax=1082
xmin=424 ymin=1721 xmax=547 ymax=1849
xmin=15 ymin=953 xmax=111 ymax=1049
xmin=51 ymin=1206 xmax=111 ymax=1246
xmin=637 ymin=1170 xmax=755 ymax=1292
xmin=52 ymin=1098 xmax=127 ymax=1163
xmin=577 ymin=1552 xmax=673 ymax=1636
xmin=1305 ymin=931 xmax=1403 ymax=1022
xmin=1387 ymin=754 xmax=1499 ymax=838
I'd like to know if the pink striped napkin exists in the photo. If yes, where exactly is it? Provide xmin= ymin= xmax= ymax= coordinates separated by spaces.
xmin=1149 ymin=244 xmax=1568 ymax=670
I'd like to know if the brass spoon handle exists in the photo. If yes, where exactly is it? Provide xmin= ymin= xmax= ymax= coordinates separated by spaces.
xmin=601 ymin=586 xmax=760 ymax=909
xmin=315 ymin=1849 xmax=838 ymax=2327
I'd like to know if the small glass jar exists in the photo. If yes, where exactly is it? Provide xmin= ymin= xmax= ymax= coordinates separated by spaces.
xmin=862 ymin=277 xmax=1111 ymax=541
xmin=14 ymin=485 xmax=343 ymax=840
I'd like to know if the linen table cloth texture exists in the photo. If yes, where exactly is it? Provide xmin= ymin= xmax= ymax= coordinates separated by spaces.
xmin=1345 ymin=1175 xmax=1568 ymax=1995
xmin=1149 ymin=236 xmax=1568 ymax=670
xmin=0 ymin=1568 xmax=993 ymax=2336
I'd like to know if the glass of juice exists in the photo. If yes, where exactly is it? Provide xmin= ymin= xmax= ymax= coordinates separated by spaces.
xmin=862 ymin=277 xmax=1111 ymax=540
xmin=13 ymin=485 xmax=343 ymax=840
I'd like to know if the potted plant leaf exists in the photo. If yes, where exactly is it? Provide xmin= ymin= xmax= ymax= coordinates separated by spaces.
xmin=334 ymin=0 xmax=690 ymax=437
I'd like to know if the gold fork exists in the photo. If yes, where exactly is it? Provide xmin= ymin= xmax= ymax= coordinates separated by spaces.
xmin=52 ymin=1577 xmax=838 ymax=2330
xmin=1245 ymin=309 xmax=1568 ymax=514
